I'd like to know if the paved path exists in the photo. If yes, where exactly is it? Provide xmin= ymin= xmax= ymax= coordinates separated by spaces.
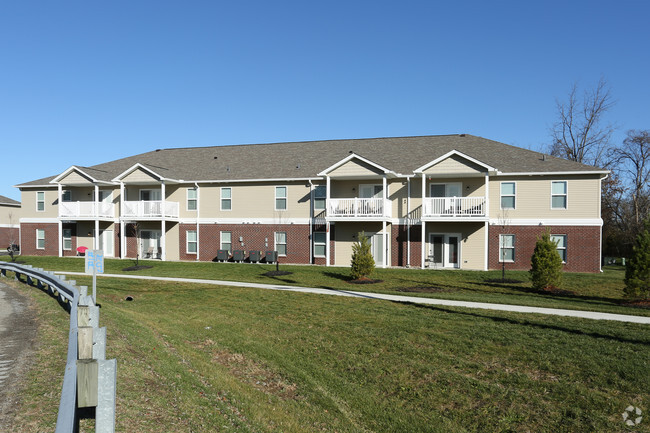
xmin=0 ymin=280 xmax=37 ymax=430
xmin=58 ymin=271 xmax=650 ymax=324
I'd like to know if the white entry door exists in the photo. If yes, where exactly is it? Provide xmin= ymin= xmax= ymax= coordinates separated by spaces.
xmin=369 ymin=232 xmax=384 ymax=267
xmin=429 ymin=233 xmax=460 ymax=268
xmin=140 ymin=230 xmax=161 ymax=259
xmin=99 ymin=230 xmax=114 ymax=257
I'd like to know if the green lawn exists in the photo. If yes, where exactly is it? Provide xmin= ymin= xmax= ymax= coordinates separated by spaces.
xmin=2 ymin=254 xmax=648 ymax=317
xmin=5 ymin=273 xmax=650 ymax=433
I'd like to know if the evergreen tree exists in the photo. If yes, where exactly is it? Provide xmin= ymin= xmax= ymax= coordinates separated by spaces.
xmin=529 ymin=229 xmax=563 ymax=290
xmin=350 ymin=232 xmax=375 ymax=280
xmin=624 ymin=219 xmax=650 ymax=299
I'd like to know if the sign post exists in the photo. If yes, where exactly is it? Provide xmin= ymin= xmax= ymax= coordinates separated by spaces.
xmin=85 ymin=249 xmax=104 ymax=304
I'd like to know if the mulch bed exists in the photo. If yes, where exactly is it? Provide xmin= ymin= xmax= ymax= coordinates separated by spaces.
xmin=122 ymin=265 xmax=154 ymax=271
xmin=623 ymin=300 xmax=650 ymax=309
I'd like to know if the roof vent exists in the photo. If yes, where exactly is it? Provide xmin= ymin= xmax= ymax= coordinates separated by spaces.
xmin=213 ymin=156 xmax=218 ymax=159
xmin=459 ymin=134 xmax=466 ymax=137
xmin=542 ymin=154 xmax=547 ymax=161
xmin=226 ymin=166 xmax=230 ymax=172
xmin=349 ymin=150 xmax=354 ymax=154
xmin=155 ymin=149 xmax=161 ymax=152
xmin=296 ymin=164 xmax=301 ymax=169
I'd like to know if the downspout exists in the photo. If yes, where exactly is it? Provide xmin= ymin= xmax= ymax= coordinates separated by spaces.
xmin=599 ymin=173 xmax=608 ymax=272
xmin=308 ymin=180 xmax=313 ymax=265
xmin=195 ymin=182 xmax=200 ymax=262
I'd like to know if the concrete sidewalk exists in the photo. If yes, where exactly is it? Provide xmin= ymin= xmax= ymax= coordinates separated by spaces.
xmin=57 ymin=271 xmax=650 ymax=325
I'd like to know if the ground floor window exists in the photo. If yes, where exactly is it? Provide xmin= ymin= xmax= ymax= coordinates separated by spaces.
xmin=313 ymin=232 xmax=326 ymax=257
xmin=36 ymin=229 xmax=45 ymax=249
xmin=551 ymin=234 xmax=567 ymax=262
xmin=499 ymin=234 xmax=515 ymax=262
xmin=63 ymin=229 xmax=72 ymax=250
xmin=187 ymin=230 xmax=197 ymax=254
xmin=220 ymin=231 xmax=232 ymax=253
xmin=275 ymin=232 xmax=287 ymax=256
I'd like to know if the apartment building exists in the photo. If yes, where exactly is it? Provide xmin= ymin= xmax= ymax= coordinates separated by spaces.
xmin=0 ymin=195 xmax=21 ymax=250
xmin=15 ymin=134 xmax=607 ymax=272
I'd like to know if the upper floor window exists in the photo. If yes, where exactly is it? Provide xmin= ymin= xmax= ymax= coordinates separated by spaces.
xmin=62 ymin=190 xmax=72 ymax=202
xmin=275 ymin=186 xmax=287 ymax=211
xmin=314 ymin=185 xmax=326 ymax=211
xmin=551 ymin=234 xmax=567 ymax=262
xmin=499 ymin=234 xmax=515 ymax=262
xmin=36 ymin=191 xmax=45 ymax=212
xmin=187 ymin=188 xmax=197 ymax=211
xmin=221 ymin=187 xmax=232 ymax=211
xmin=140 ymin=189 xmax=162 ymax=201
xmin=551 ymin=181 xmax=567 ymax=209
xmin=500 ymin=182 xmax=516 ymax=209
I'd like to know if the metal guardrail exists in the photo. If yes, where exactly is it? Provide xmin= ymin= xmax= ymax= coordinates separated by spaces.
xmin=0 ymin=261 xmax=116 ymax=432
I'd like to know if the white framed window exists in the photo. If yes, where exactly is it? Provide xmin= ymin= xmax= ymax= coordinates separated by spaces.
xmin=551 ymin=234 xmax=567 ymax=263
xmin=62 ymin=229 xmax=72 ymax=250
xmin=275 ymin=186 xmax=287 ymax=211
xmin=187 ymin=230 xmax=197 ymax=254
xmin=36 ymin=229 xmax=45 ymax=249
xmin=187 ymin=188 xmax=197 ymax=211
xmin=221 ymin=187 xmax=232 ymax=211
xmin=500 ymin=182 xmax=516 ymax=209
xmin=36 ymin=191 xmax=45 ymax=212
xmin=313 ymin=232 xmax=326 ymax=257
xmin=275 ymin=232 xmax=287 ymax=256
xmin=314 ymin=185 xmax=326 ymax=211
xmin=139 ymin=189 xmax=162 ymax=201
xmin=499 ymin=234 xmax=515 ymax=262
xmin=551 ymin=181 xmax=567 ymax=209
xmin=62 ymin=190 xmax=72 ymax=202
xmin=220 ymin=231 xmax=232 ymax=253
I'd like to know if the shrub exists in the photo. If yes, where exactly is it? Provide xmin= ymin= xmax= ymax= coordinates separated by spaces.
xmin=529 ymin=229 xmax=563 ymax=290
xmin=350 ymin=232 xmax=375 ymax=280
xmin=624 ymin=219 xmax=650 ymax=299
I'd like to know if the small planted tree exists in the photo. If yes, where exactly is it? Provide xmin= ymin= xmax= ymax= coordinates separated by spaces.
xmin=529 ymin=229 xmax=563 ymax=290
xmin=624 ymin=219 xmax=650 ymax=299
xmin=350 ymin=231 xmax=375 ymax=280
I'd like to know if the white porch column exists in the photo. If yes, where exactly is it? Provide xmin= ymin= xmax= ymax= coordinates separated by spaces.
xmin=484 ymin=173 xmax=490 ymax=271
xmin=195 ymin=183 xmax=200 ymax=261
xmin=383 ymin=174 xmax=388 ymax=268
xmin=120 ymin=182 xmax=125 ymax=259
xmin=421 ymin=221 xmax=426 ymax=269
xmin=94 ymin=184 xmax=99 ymax=250
xmin=484 ymin=221 xmax=489 ymax=271
xmin=382 ymin=220 xmax=387 ymax=269
xmin=161 ymin=220 xmax=166 ymax=261
xmin=161 ymin=181 xmax=166 ymax=217
xmin=57 ymin=183 xmax=63 ymax=257
xmin=326 ymin=175 xmax=331 ymax=266
xmin=421 ymin=173 xmax=426 ymax=269
xmin=407 ymin=177 xmax=411 ymax=267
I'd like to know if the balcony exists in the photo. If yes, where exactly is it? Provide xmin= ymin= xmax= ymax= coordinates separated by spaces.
xmin=122 ymin=201 xmax=179 ymax=218
xmin=59 ymin=201 xmax=115 ymax=219
xmin=422 ymin=197 xmax=487 ymax=219
xmin=327 ymin=198 xmax=389 ymax=219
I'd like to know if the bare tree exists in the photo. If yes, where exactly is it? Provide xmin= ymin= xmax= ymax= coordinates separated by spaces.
xmin=4 ymin=212 xmax=18 ymax=262
xmin=549 ymin=78 xmax=616 ymax=168
xmin=612 ymin=130 xmax=650 ymax=229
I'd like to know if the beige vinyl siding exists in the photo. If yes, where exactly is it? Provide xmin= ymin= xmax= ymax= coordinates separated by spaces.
xmin=59 ymin=170 xmax=94 ymax=185
xmin=22 ymin=189 xmax=59 ymax=218
xmin=424 ymin=222 xmax=485 ymax=270
xmin=122 ymin=168 xmax=160 ymax=183
xmin=334 ymin=221 xmax=384 ymax=266
xmin=423 ymin=155 xmax=486 ymax=175
xmin=0 ymin=204 xmax=21 ymax=226
xmin=329 ymin=159 xmax=384 ymax=177
xmin=165 ymin=223 xmax=180 ymax=261
xmin=76 ymin=221 xmax=95 ymax=251
xmin=197 ymin=182 xmax=311 ymax=219
xmin=488 ymin=175 xmax=601 ymax=219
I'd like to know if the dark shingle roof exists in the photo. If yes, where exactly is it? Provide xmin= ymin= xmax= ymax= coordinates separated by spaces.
xmin=17 ymin=134 xmax=605 ymax=187
xmin=0 ymin=195 xmax=20 ymax=205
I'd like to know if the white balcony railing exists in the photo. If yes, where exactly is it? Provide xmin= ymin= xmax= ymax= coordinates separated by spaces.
xmin=59 ymin=201 xmax=115 ymax=218
xmin=423 ymin=197 xmax=486 ymax=218
xmin=122 ymin=201 xmax=179 ymax=218
xmin=328 ymin=198 xmax=388 ymax=218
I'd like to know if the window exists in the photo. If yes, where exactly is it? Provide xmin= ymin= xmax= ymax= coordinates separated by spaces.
xmin=551 ymin=235 xmax=567 ymax=262
xmin=551 ymin=181 xmax=567 ymax=209
xmin=275 ymin=186 xmax=287 ymax=211
xmin=500 ymin=182 xmax=516 ymax=209
xmin=220 ymin=231 xmax=232 ymax=252
xmin=187 ymin=230 xmax=197 ymax=254
xmin=36 ymin=191 xmax=45 ymax=212
xmin=275 ymin=232 xmax=287 ymax=256
xmin=63 ymin=229 xmax=72 ymax=250
xmin=62 ymin=190 xmax=72 ymax=202
xmin=499 ymin=234 xmax=515 ymax=262
xmin=187 ymin=188 xmax=197 ymax=211
xmin=221 ymin=187 xmax=232 ymax=211
xmin=36 ymin=229 xmax=45 ymax=249
xmin=313 ymin=232 xmax=326 ymax=257
xmin=314 ymin=185 xmax=326 ymax=211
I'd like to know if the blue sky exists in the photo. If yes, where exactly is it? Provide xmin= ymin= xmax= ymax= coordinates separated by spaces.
xmin=1 ymin=0 xmax=648 ymax=200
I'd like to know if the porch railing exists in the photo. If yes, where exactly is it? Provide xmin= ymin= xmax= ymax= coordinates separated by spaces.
xmin=327 ymin=198 xmax=388 ymax=218
xmin=59 ymin=201 xmax=115 ymax=218
xmin=422 ymin=197 xmax=487 ymax=218
xmin=122 ymin=200 xmax=179 ymax=218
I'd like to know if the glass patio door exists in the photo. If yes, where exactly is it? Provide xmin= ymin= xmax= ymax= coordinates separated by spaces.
xmin=429 ymin=234 xmax=460 ymax=268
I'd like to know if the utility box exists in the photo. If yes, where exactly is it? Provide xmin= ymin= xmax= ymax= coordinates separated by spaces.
xmin=233 ymin=250 xmax=245 ymax=262
xmin=249 ymin=250 xmax=262 ymax=263
xmin=265 ymin=250 xmax=277 ymax=263
xmin=217 ymin=250 xmax=229 ymax=262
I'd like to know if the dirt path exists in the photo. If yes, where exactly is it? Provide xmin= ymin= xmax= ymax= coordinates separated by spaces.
xmin=0 ymin=279 xmax=38 ymax=431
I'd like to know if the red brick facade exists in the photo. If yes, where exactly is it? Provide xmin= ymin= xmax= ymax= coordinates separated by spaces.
xmin=20 ymin=223 xmax=59 ymax=256
xmin=488 ymin=225 xmax=601 ymax=273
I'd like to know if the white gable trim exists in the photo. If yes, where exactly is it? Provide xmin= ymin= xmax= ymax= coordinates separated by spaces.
xmin=317 ymin=153 xmax=394 ymax=176
xmin=414 ymin=150 xmax=497 ymax=174
xmin=50 ymin=166 xmax=105 ymax=184
xmin=111 ymin=163 xmax=173 ymax=182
